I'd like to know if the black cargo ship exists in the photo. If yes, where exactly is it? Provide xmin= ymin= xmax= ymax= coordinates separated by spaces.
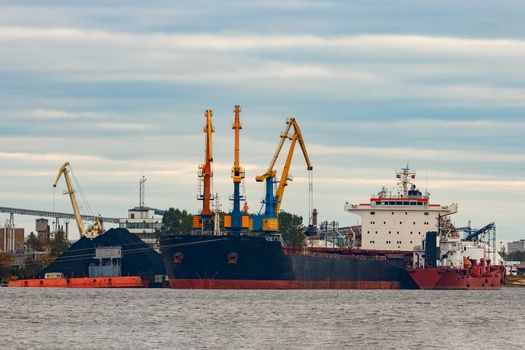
xmin=160 ymin=234 xmax=418 ymax=289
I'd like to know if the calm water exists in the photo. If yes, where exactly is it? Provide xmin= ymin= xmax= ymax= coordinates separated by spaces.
xmin=1 ymin=288 xmax=524 ymax=349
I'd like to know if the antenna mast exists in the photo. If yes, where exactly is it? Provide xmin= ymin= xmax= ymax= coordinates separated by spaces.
xmin=139 ymin=176 xmax=147 ymax=207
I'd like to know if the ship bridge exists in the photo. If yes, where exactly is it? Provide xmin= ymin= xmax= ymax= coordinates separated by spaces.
xmin=344 ymin=167 xmax=458 ymax=252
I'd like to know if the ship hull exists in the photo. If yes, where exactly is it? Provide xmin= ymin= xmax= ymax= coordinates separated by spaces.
xmin=407 ymin=267 xmax=503 ymax=290
xmin=160 ymin=235 xmax=417 ymax=289
xmin=8 ymin=276 xmax=148 ymax=288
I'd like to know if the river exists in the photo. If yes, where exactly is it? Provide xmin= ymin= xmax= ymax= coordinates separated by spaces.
xmin=1 ymin=288 xmax=524 ymax=349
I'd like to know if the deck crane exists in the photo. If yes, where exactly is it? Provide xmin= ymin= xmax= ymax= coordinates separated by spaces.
xmin=224 ymin=105 xmax=250 ymax=233
xmin=193 ymin=109 xmax=215 ymax=232
xmin=251 ymin=118 xmax=313 ymax=233
xmin=53 ymin=162 xmax=103 ymax=239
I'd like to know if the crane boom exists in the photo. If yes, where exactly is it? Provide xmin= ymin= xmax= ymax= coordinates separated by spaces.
xmin=201 ymin=109 xmax=214 ymax=216
xmin=193 ymin=109 xmax=215 ymax=231
xmin=53 ymin=162 xmax=86 ymax=237
xmin=253 ymin=118 xmax=313 ymax=231
xmin=53 ymin=162 xmax=102 ymax=239
xmin=224 ymin=105 xmax=249 ymax=232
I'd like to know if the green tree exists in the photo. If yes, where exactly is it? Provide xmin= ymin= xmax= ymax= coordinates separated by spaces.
xmin=17 ymin=256 xmax=47 ymax=278
xmin=50 ymin=230 xmax=69 ymax=257
xmin=160 ymin=208 xmax=193 ymax=235
xmin=26 ymin=232 xmax=43 ymax=251
xmin=278 ymin=211 xmax=305 ymax=249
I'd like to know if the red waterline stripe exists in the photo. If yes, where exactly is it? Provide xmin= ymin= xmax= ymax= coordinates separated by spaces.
xmin=168 ymin=279 xmax=401 ymax=290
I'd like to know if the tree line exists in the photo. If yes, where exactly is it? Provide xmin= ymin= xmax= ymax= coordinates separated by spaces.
xmin=159 ymin=208 xmax=306 ymax=248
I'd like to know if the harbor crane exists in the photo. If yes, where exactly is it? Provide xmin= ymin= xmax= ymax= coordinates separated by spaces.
xmin=224 ymin=105 xmax=249 ymax=233
xmin=252 ymin=118 xmax=313 ymax=233
xmin=53 ymin=162 xmax=103 ymax=239
xmin=193 ymin=109 xmax=215 ymax=232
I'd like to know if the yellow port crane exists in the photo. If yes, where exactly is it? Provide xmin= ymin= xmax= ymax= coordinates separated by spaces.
xmin=53 ymin=162 xmax=103 ymax=239
xmin=252 ymin=118 xmax=313 ymax=232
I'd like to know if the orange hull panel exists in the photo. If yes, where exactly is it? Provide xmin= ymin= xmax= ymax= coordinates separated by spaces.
xmin=8 ymin=276 xmax=147 ymax=288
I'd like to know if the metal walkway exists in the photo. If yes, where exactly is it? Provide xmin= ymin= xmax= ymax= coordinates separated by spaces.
xmin=0 ymin=206 xmax=120 ymax=223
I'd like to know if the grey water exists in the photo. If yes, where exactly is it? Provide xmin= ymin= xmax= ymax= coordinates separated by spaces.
xmin=1 ymin=288 xmax=524 ymax=350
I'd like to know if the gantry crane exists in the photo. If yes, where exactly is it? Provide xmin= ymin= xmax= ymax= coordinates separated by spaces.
xmin=53 ymin=162 xmax=103 ymax=239
xmin=251 ymin=118 xmax=313 ymax=233
xmin=193 ymin=109 xmax=215 ymax=232
xmin=224 ymin=105 xmax=249 ymax=233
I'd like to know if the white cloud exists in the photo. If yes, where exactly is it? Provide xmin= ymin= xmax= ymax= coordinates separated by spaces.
xmin=23 ymin=109 xmax=102 ymax=120
xmin=308 ymin=144 xmax=525 ymax=163
xmin=94 ymin=122 xmax=151 ymax=131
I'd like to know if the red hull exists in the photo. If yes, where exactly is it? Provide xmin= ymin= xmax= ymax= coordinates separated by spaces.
xmin=407 ymin=267 xmax=503 ymax=290
xmin=8 ymin=276 xmax=147 ymax=288
xmin=169 ymin=279 xmax=401 ymax=289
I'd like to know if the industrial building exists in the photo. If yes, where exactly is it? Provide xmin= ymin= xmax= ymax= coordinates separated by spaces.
xmin=508 ymin=240 xmax=525 ymax=254
xmin=0 ymin=227 xmax=25 ymax=252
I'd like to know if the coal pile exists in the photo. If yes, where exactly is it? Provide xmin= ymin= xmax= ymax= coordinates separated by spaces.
xmin=39 ymin=228 xmax=165 ymax=278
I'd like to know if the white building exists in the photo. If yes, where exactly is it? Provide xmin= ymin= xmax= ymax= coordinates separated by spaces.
xmin=345 ymin=166 xmax=457 ymax=251
xmin=119 ymin=207 xmax=162 ymax=246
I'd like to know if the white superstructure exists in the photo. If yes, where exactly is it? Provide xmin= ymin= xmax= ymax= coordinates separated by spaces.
xmin=345 ymin=166 xmax=457 ymax=251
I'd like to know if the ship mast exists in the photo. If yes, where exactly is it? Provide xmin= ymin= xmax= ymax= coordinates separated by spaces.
xmin=396 ymin=164 xmax=416 ymax=197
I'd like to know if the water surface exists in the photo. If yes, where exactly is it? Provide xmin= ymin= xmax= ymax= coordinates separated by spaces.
xmin=1 ymin=288 xmax=524 ymax=349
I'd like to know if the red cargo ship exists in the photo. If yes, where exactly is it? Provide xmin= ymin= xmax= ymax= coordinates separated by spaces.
xmin=407 ymin=263 xmax=504 ymax=290
xmin=408 ymin=228 xmax=505 ymax=289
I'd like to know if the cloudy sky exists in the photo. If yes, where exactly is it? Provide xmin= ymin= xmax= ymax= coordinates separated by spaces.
xmin=0 ymin=1 xmax=524 ymax=241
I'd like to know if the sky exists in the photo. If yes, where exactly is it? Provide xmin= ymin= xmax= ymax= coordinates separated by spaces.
xmin=0 ymin=0 xmax=524 ymax=241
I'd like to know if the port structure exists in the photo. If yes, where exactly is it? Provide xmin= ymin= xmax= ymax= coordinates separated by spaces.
xmin=252 ymin=118 xmax=313 ymax=233
xmin=193 ymin=109 xmax=215 ymax=232
xmin=224 ymin=105 xmax=249 ymax=233
xmin=53 ymin=162 xmax=103 ymax=239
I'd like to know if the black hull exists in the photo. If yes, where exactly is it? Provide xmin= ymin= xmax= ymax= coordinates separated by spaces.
xmin=159 ymin=235 xmax=418 ymax=289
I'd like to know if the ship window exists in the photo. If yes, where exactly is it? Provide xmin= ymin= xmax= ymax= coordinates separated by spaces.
xmin=384 ymin=221 xmax=386 ymax=224
xmin=424 ymin=212 xmax=429 ymax=215
xmin=399 ymin=221 xmax=402 ymax=224
xmin=413 ymin=222 xmax=416 ymax=225
xmin=375 ymin=202 xmax=381 ymax=205
xmin=410 ymin=202 xmax=417 ymax=206
xmin=418 ymin=232 xmax=421 ymax=235
xmin=410 ymin=241 xmax=413 ymax=244
xmin=397 ymin=231 xmax=399 ymax=234
xmin=405 ymin=212 xmax=408 ymax=215
xmin=371 ymin=212 xmax=375 ymax=215
xmin=130 ymin=214 xmax=135 ymax=219
xmin=367 ymin=231 xmax=370 ymax=234
xmin=410 ymin=231 xmax=413 ymax=234
xmin=389 ymin=201 xmax=395 ymax=205
xmin=375 ymin=231 xmax=378 ymax=234
xmin=403 ymin=201 xmax=409 ymax=205
xmin=396 ymin=202 xmax=402 ymax=205
xmin=388 ymin=231 xmax=391 ymax=234
xmin=417 ymin=202 xmax=423 ymax=206
xmin=391 ymin=212 xmax=394 ymax=215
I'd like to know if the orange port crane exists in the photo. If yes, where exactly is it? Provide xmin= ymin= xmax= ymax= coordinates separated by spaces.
xmin=193 ymin=109 xmax=215 ymax=231
xmin=252 ymin=118 xmax=313 ymax=232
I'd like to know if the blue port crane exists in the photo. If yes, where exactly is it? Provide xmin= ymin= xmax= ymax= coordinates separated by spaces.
xmin=251 ymin=118 xmax=313 ymax=233
xmin=224 ymin=105 xmax=249 ymax=233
